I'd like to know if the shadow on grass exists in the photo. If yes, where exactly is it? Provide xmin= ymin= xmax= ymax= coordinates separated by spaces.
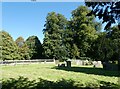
xmin=52 ymin=66 xmax=120 ymax=77
xmin=2 ymin=76 xmax=119 ymax=89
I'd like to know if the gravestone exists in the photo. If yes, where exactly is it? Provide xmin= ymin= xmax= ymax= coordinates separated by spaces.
xmin=79 ymin=60 xmax=83 ymax=65
xmin=55 ymin=60 xmax=59 ymax=65
xmin=97 ymin=61 xmax=102 ymax=67
xmin=93 ymin=61 xmax=102 ymax=68
xmin=66 ymin=59 xmax=71 ymax=68
xmin=83 ymin=60 xmax=89 ymax=65
xmin=76 ymin=60 xmax=79 ymax=65
xmin=76 ymin=60 xmax=83 ymax=65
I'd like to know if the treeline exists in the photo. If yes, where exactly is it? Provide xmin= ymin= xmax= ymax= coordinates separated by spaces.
xmin=1 ymin=6 xmax=120 ymax=62
xmin=1 ymin=32 xmax=43 ymax=60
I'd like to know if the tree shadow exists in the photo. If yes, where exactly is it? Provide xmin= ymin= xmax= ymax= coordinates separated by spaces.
xmin=2 ymin=76 xmax=119 ymax=89
xmin=52 ymin=66 xmax=120 ymax=77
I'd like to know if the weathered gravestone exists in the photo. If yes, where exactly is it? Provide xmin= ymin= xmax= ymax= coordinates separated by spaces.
xmin=83 ymin=60 xmax=89 ymax=65
xmin=93 ymin=61 xmax=102 ymax=68
xmin=55 ymin=60 xmax=59 ymax=65
xmin=66 ymin=59 xmax=71 ymax=68
xmin=76 ymin=60 xmax=83 ymax=65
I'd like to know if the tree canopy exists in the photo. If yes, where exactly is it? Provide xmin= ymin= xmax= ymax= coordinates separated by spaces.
xmin=85 ymin=1 xmax=120 ymax=30
xmin=70 ymin=6 xmax=98 ymax=57
xmin=1 ymin=31 xmax=19 ymax=60
xmin=2 ymin=4 xmax=119 ymax=64
xmin=43 ymin=12 xmax=68 ymax=60
xmin=15 ymin=36 xmax=30 ymax=60
xmin=25 ymin=36 xmax=43 ymax=59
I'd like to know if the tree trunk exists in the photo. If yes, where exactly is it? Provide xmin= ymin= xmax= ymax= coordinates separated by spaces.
xmin=118 ymin=55 xmax=120 ymax=71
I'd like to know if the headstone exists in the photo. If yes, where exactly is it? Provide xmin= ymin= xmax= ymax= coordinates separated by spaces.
xmin=55 ymin=60 xmax=59 ymax=65
xmin=93 ymin=61 xmax=102 ymax=68
xmin=79 ymin=60 xmax=83 ymax=65
xmin=83 ymin=60 xmax=89 ymax=65
xmin=97 ymin=61 xmax=102 ymax=67
xmin=93 ymin=61 xmax=97 ymax=68
xmin=66 ymin=59 xmax=71 ymax=68
xmin=76 ymin=60 xmax=80 ymax=65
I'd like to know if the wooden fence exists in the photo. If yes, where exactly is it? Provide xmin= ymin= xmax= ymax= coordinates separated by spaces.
xmin=0 ymin=59 xmax=103 ymax=68
xmin=0 ymin=59 xmax=55 ymax=65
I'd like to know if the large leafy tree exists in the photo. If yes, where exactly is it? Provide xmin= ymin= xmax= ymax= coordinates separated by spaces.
xmin=15 ymin=37 xmax=30 ymax=60
xmin=70 ymin=6 xmax=98 ymax=57
xmin=43 ymin=12 xmax=68 ymax=60
xmin=85 ymin=1 xmax=120 ymax=70
xmin=0 ymin=31 xmax=19 ymax=60
xmin=25 ymin=36 xmax=43 ymax=59
xmin=85 ymin=1 xmax=120 ymax=30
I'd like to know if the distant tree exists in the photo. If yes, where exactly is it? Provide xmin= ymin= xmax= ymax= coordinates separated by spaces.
xmin=43 ymin=12 xmax=68 ymax=60
xmin=15 ymin=37 xmax=30 ymax=60
xmin=25 ymin=36 xmax=43 ymax=59
xmin=85 ymin=1 xmax=120 ymax=30
xmin=0 ymin=31 xmax=19 ymax=60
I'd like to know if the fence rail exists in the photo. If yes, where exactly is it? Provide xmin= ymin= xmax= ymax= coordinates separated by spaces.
xmin=0 ymin=59 xmax=55 ymax=65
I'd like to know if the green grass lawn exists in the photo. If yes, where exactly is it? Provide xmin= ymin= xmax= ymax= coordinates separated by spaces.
xmin=1 ymin=63 xmax=119 ymax=88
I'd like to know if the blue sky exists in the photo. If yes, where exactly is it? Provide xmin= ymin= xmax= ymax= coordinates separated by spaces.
xmin=2 ymin=2 xmax=85 ymax=43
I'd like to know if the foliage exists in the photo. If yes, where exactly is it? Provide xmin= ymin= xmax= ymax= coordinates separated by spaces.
xmin=15 ymin=36 xmax=30 ymax=60
xmin=89 ymin=26 xmax=120 ymax=63
xmin=108 ymin=26 xmax=120 ymax=61
xmin=43 ymin=12 xmax=68 ymax=60
xmin=70 ymin=6 xmax=98 ymax=57
xmin=25 ymin=36 xmax=43 ymax=59
xmin=91 ymin=32 xmax=113 ymax=61
xmin=3 ymin=5 xmax=120 ymax=63
xmin=85 ymin=1 xmax=120 ymax=66
xmin=0 ymin=31 xmax=19 ymax=60
xmin=85 ymin=1 xmax=120 ymax=30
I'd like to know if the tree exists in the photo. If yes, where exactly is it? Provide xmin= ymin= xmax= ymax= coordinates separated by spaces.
xmin=70 ymin=6 xmax=98 ymax=57
xmin=85 ymin=1 xmax=120 ymax=30
xmin=89 ymin=26 xmax=120 ymax=70
xmin=43 ymin=12 xmax=68 ymax=60
xmin=0 ymin=31 xmax=19 ymax=60
xmin=98 ymin=33 xmax=113 ymax=62
xmin=85 ymin=1 xmax=120 ymax=70
xmin=108 ymin=26 xmax=120 ymax=64
xmin=63 ymin=26 xmax=80 ymax=59
xmin=15 ymin=37 xmax=30 ymax=60
xmin=25 ymin=36 xmax=43 ymax=59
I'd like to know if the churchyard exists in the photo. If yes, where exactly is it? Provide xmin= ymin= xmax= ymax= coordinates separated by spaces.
xmin=1 ymin=61 xmax=119 ymax=89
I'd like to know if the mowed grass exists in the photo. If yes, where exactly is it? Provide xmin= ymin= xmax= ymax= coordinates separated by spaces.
xmin=1 ymin=63 xmax=119 ymax=86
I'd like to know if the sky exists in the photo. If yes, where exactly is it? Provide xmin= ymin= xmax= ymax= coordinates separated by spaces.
xmin=2 ymin=2 xmax=85 ymax=43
